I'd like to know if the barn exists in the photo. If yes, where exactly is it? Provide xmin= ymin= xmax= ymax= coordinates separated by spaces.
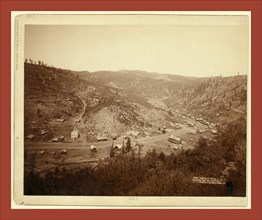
xmin=168 ymin=135 xmax=182 ymax=144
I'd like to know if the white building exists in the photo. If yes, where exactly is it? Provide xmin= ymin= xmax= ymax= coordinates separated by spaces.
xmin=71 ymin=128 xmax=79 ymax=140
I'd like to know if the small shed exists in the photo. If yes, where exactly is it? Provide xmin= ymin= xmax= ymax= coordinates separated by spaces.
xmin=52 ymin=135 xmax=64 ymax=142
xmin=96 ymin=135 xmax=108 ymax=141
xmin=58 ymin=135 xmax=65 ymax=141
xmin=40 ymin=129 xmax=48 ymax=135
xmin=73 ymin=118 xmax=81 ymax=123
xmin=113 ymin=144 xmax=123 ymax=150
xmin=52 ymin=137 xmax=58 ymax=142
xmin=26 ymin=134 xmax=34 ymax=140
xmin=61 ymin=149 xmax=67 ymax=154
xmin=187 ymin=129 xmax=197 ymax=135
xmin=211 ymin=129 xmax=218 ymax=134
xmin=52 ymin=118 xmax=65 ymax=122
xmin=90 ymin=145 xmax=97 ymax=152
xmin=173 ymin=145 xmax=179 ymax=150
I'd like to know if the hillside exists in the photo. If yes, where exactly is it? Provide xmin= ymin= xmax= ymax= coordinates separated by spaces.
xmin=76 ymin=69 xmax=247 ymax=125
xmin=76 ymin=70 xmax=200 ymax=99
xmin=24 ymin=64 xmax=83 ymax=127
xmin=24 ymin=63 xmax=247 ymax=142
xmin=178 ymin=75 xmax=247 ymax=124
xmin=25 ymin=64 xmax=172 ymax=140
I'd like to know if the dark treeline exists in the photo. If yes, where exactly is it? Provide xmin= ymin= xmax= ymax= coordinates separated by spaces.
xmin=24 ymin=117 xmax=246 ymax=196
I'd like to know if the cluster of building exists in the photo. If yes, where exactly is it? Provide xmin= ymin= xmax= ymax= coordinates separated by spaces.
xmin=52 ymin=127 xmax=80 ymax=142
xmin=89 ymin=135 xmax=143 ymax=155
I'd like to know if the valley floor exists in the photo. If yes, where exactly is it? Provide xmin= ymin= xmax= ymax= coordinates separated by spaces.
xmin=24 ymin=112 xmax=215 ymax=176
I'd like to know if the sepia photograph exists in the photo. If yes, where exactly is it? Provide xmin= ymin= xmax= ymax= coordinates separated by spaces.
xmin=12 ymin=12 xmax=250 ymax=207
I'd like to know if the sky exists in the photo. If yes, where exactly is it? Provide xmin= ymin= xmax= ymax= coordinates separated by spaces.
xmin=25 ymin=15 xmax=249 ymax=77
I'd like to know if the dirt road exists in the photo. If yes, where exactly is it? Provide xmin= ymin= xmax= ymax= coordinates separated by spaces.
xmin=78 ymin=95 xmax=87 ymax=119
